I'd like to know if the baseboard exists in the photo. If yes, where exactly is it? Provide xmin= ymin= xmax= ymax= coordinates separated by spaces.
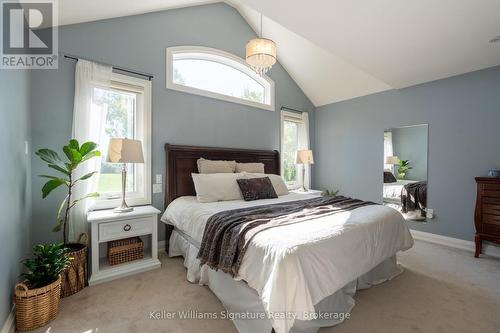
xmin=410 ymin=229 xmax=500 ymax=258
xmin=158 ymin=240 xmax=166 ymax=254
xmin=1 ymin=306 xmax=15 ymax=333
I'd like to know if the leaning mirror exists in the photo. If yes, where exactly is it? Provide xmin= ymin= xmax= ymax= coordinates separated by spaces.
xmin=383 ymin=124 xmax=428 ymax=221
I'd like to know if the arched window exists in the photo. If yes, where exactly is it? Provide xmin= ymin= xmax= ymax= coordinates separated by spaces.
xmin=166 ymin=46 xmax=275 ymax=111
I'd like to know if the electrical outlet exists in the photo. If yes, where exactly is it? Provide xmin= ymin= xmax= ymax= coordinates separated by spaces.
xmin=426 ymin=209 xmax=434 ymax=219
xmin=152 ymin=183 xmax=162 ymax=194
xmin=156 ymin=174 xmax=162 ymax=184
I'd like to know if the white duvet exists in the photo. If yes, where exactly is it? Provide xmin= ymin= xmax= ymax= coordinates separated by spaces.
xmin=161 ymin=193 xmax=414 ymax=333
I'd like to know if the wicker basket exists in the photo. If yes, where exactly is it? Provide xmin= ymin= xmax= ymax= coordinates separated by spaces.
xmin=15 ymin=276 xmax=61 ymax=331
xmin=61 ymin=233 xmax=88 ymax=298
xmin=107 ymin=237 xmax=144 ymax=265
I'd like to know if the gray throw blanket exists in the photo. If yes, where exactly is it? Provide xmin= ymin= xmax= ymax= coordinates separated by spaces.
xmin=401 ymin=181 xmax=427 ymax=214
xmin=197 ymin=196 xmax=376 ymax=276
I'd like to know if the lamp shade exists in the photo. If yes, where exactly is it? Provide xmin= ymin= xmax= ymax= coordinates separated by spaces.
xmin=246 ymin=38 xmax=277 ymax=76
xmin=385 ymin=156 xmax=400 ymax=165
xmin=107 ymin=138 xmax=144 ymax=163
xmin=296 ymin=150 xmax=314 ymax=165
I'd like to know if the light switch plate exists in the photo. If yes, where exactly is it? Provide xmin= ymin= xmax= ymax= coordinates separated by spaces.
xmin=152 ymin=183 xmax=162 ymax=194
xmin=156 ymin=174 xmax=162 ymax=184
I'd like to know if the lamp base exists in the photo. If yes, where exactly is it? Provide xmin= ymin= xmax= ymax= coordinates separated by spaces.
xmin=113 ymin=205 xmax=133 ymax=213
xmin=113 ymin=166 xmax=133 ymax=213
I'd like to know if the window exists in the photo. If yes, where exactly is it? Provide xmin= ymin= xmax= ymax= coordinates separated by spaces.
xmin=166 ymin=46 xmax=275 ymax=111
xmin=92 ymin=73 xmax=152 ymax=209
xmin=280 ymin=111 xmax=310 ymax=189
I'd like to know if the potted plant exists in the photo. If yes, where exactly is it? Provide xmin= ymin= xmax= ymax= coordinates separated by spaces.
xmin=35 ymin=139 xmax=101 ymax=297
xmin=15 ymin=243 xmax=72 ymax=331
xmin=397 ymin=159 xmax=412 ymax=180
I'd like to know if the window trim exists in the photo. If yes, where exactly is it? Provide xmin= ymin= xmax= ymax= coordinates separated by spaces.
xmin=92 ymin=72 xmax=152 ymax=210
xmin=280 ymin=110 xmax=304 ymax=189
xmin=166 ymin=46 xmax=275 ymax=112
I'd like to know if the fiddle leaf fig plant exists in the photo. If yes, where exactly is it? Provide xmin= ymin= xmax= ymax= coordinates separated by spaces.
xmin=397 ymin=159 xmax=412 ymax=180
xmin=36 ymin=139 xmax=101 ymax=245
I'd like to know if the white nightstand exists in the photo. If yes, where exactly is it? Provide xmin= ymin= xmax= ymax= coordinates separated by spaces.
xmin=291 ymin=189 xmax=323 ymax=196
xmin=87 ymin=205 xmax=161 ymax=285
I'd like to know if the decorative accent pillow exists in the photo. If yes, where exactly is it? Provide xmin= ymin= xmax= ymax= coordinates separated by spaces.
xmin=235 ymin=162 xmax=265 ymax=173
xmin=236 ymin=177 xmax=278 ymax=201
xmin=384 ymin=171 xmax=397 ymax=183
xmin=243 ymin=172 xmax=289 ymax=196
xmin=192 ymin=173 xmax=245 ymax=202
xmin=197 ymin=158 xmax=236 ymax=174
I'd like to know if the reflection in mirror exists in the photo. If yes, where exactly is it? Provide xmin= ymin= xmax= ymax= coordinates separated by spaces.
xmin=383 ymin=124 xmax=428 ymax=222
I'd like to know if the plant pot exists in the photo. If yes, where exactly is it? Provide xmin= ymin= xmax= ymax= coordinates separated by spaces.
xmin=15 ymin=275 xmax=61 ymax=331
xmin=61 ymin=233 xmax=88 ymax=298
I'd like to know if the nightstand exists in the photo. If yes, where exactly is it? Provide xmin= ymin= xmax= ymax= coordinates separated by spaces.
xmin=290 ymin=189 xmax=323 ymax=196
xmin=87 ymin=205 xmax=161 ymax=285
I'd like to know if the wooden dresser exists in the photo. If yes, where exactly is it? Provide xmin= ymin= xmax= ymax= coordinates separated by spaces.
xmin=474 ymin=177 xmax=500 ymax=257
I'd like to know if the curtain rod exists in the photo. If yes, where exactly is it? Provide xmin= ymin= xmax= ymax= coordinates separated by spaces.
xmin=62 ymin=53 xmax=154 ymax=81
xmin=280 ymin=106 xmax=304 ymax=114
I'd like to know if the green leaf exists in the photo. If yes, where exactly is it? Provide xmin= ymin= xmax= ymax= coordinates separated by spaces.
xmin=80 ymin=141 xmax=98 ymax=157
xmin=69 ymin=192 xmax=100 ymax=208
xmin=35 ymin=149 xmax=61 ymax=165
xmin=41 ymin=179 xmax=66 ymax=198
xmin=40 ymin=175 xmax=69 ymax=183
xmin=52 ymin=219 xmax=65 ymax=232
xmin=57 ymin=195 xmax=68 ymax=220
xmin=63 ymin=145 xmax=82 ymax=164
xmin=75 ymin=171 xmax=97 ymax=182
xmin=48 ymin=163 xmax=70 ymax=175
xmin=81 ymin=150 xmax=101 ymax=163
xmin=69 ymin=139 xmax=79 ymax=150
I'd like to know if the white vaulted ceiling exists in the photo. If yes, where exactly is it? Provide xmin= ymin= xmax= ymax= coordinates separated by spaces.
xmin=232 ymin=0 xmax=500 ymax=100
xmin=54 ymin=0 xmax=500 ymax=106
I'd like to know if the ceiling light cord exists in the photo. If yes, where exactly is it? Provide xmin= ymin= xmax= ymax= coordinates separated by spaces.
xmin=260 ymin=14 xmax=263 ymax=38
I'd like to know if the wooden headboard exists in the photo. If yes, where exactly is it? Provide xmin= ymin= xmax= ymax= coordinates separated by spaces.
xmin=164 ymin=144 xmax=280 ymax=207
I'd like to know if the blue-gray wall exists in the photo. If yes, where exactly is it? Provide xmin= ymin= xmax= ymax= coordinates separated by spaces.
xmin=30 ymin=3 xmax=315 ymax=245
xmin=0 ymin=71 xmax=32 ymax=325
xmin=314 ymin=66 xmax=500 ymax=241
xmin=391 ymin=125 xmax=428 ymax=181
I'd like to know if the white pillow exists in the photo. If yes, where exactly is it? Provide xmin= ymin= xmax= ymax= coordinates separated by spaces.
xmin=243 ymin=172 xmax=289 ymax=196
xmin=197 ymin=158 xmax=236 ymax=174
xmin=192 ymin=173 xmax=245 ymax=202
xmin=235 ymin=162 xmax=265 ymax=173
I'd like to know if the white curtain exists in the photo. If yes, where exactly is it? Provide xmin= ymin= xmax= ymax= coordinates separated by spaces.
xmin=297 ymin=112 xmax=311 ymax=189
xmin=69 ymin=60 xmax=112 ymax=242
xmin=383 ymin=131 xmax=394 ymax=171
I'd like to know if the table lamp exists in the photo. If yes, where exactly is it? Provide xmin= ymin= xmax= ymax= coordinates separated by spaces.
xmin=107 ymin=138 xmax=144 ymax=213
xmin=386 ymin=155 xmax=399 ymax=175
xmin=296 ymin=149 xmax=314 ymax=192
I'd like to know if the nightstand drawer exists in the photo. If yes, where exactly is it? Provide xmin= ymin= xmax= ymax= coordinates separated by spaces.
xmin=99 ymin=216 xmax=153 ymax=242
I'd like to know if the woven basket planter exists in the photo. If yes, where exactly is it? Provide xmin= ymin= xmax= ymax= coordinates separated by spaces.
xmin=15 ymin=276 xmax=61 ymax=331
xmin=61 ymin=233 xmax=88 ymax=298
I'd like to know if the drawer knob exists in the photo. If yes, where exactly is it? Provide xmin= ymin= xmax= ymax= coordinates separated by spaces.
xmin=123 ymin=224 xmax=132 ymax=232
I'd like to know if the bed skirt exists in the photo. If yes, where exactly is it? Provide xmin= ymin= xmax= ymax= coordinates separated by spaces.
xmin=169 ymin=228 xmax=403 ymax=333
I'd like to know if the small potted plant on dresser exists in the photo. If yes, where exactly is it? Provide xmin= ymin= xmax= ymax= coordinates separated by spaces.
xmin=15 ymin=243 xmax=72 ymax=331
xmin=35 ymin=139 xmax=101 ymax=297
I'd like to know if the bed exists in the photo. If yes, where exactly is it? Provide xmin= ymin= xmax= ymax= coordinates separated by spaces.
xmin=383 ymin=179 xmax=418 ymax=204
xmin=161 ymin=144 xmax=414 ymax=333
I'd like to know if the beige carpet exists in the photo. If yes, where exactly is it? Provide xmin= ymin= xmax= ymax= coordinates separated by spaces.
xmin=29 ymin=240 xmax=500 ymax=333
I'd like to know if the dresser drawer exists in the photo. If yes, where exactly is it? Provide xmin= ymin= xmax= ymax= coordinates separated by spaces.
xmin=482 ymin=204 xmax=500 ymax=215
xmin=482 ymin=214 xmax=500 ymax=226
xmin=481 ymin=184 xmax=500 ymax=197
xmin=99 ymin=216 xmax=153 ymax=242
xmin=483 ymin=224 xmax=500 ymax=237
